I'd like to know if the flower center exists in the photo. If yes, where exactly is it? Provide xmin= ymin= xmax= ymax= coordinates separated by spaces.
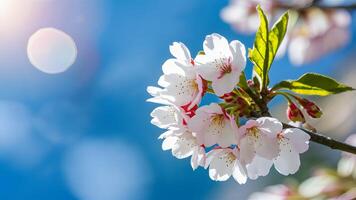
xmin=246 ymin=126 xmax=260 ymax=138
xmin=211 ymin=114 xmax=225 ymax=126
xmin=221 ymin=152 xmax=236 ymax=167
xmin=190 ymin=79 xmax=198 ymax=91
xmin=216 ymin=57 xmax=232 ymax=79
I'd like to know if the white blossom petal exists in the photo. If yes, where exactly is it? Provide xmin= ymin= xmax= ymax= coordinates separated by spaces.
xmin=150 ymin=106 xmax=180 ymax=129
xmin=169 ymin=42 xmax=191 ymax=62
xmin=257 ymin=117 xmax=283 ymax=137
xmin=229 ymin=40 xmax=246 ymax=71
xmin=211 ymin=71 xmax=239 ymax=96
xmin=255 ymin=134 xmax=279 ymax=160
xmin=232 ymin=160 xmax=248 ymax=184
xmin=203 ymin=33 xmax=231 ymax=58
xmin=171 ymin=132 xmax=197 ymax=159
xmin=208 ymin=150 xmax=235 ymax=181
xmin=247 ymin=156 xmax=273 ymax=180
xmin=162 ymin=136 xmax=178 ymax=151
xmin=274 ymin=139 xmax=301 ymax=175
xmin=283 ymin=128 xmax=310 ymax=153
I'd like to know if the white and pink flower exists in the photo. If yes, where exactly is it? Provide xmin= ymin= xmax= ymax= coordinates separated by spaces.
xmin=205 ymin=148 xmax=248 ymax=184
xmin=273 ymin=128 xmax=310 ymax=175
xmin=239 ymin=117 xmax=282 ymax=161
xmin=221 ymin=0 xmax=275 ymax=34
xmin=159 ymin=127 xmax=206 ymax=170
xmin=188 ymin=103 xmax=237 ymax=148
xmin=148 ymin=42 xmax=205 ymax=110
xmin=195 ymin=33 xmax=246 ymax=96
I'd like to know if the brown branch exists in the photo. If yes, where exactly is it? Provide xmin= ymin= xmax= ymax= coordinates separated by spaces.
xmin=283 ymin=123 xmax=356 ymax=155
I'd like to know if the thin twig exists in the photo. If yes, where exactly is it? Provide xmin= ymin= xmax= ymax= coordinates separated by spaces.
xmin=283 ymin=123 xmax=356 ymax=154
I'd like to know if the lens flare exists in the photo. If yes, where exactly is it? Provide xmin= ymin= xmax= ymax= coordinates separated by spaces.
xmin=27 ymin=27 xmax=77 ymax=74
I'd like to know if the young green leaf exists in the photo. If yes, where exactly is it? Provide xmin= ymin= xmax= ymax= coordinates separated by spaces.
xmin=248 ymin=5 xmax=269 ymax=89
xmin=249 ymin=6 xmax=289 ymax=92
xmin=272 ymin=73 xmax=355 ymax=96
xmin=268 ymin=11 xmax=289 ymax=70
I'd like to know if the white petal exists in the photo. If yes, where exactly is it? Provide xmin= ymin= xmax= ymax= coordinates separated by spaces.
xmin=203 ymin=33 xmax=232 ymax=58
xmin=158 ymin=129 xmax=175 ymax=139
xmin=188 ymin=111 xmax=209 ymax=133
xmin=232 ymin=160 xmax=248 ymax=184
xmin=204 ymin=103 xmax=223 ymax=114
xmin=162 ymin=136 xmax=178 ymax=151
xmin=255 ymin=134 xmax=280 ymax=160
xmin=160 ymin=73 xmax=199 ymax=106
xmin=257 ymin=117 xmax=283 ymax=137
xmin=191 ymin=146 xmax=206 ymax=170
xmin=211 ymin=71 xmax=239 ymax=96
xmin=247 ymin=156 xmax=273 ymax=180
xmin=283 ymin=128 xmax=310 ymax=154
xmin=150 ymin=106 xmax=180 ymax=129
xmin=162 ymin=59 xmax=186 ymax=75
xmin=216 ymin=118 xmax=236 ymax=147
xmin=229 ymin=40 xmax=246 ymax=71
xmin=239 ymin=136 xmax=256 ymax=165
xmin=169 ymin=42 xmax=191 ymax=62
xmin=208 ymin=150 xmax=235 ymax=181
xmin=194 ymin=62 xmax=218 ymax=81
xmin=274 ymin=140 xmax=301 ymax=175
xmin=171 ymin=133 xmax=196 ymax=159
xmin=147 ymin=86 xmax=163 ymax=97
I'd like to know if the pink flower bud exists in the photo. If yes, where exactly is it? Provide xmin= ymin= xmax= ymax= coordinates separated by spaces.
xmin=287 ymin=102 xmax=305 ymax=123
xmin=297 ymin=98 xmax=322 ymax=118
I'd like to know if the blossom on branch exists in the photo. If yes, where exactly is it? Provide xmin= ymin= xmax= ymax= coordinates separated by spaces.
xmin=147 ymin=5 xmax=355 ymax=184
xmin=195 ymin=33 xmax=246 ymax=96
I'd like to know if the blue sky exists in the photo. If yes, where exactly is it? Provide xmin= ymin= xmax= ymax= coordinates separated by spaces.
xmin=0 ymin=0 xmax=355 ymax=199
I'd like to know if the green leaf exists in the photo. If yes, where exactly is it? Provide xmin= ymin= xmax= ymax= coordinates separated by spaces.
xmin=249 ymin=6 xmax=289 ymax=91
xmin=272 ymin=73 xmax=355 ymax=96
xmin=268 ymin=11 xmax=289 ymax=70
xmin=248 ymin=5 xmax=269 ymax=89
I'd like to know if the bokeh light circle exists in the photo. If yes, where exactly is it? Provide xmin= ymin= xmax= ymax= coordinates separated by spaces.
xmin=27 ymin=27 xmax=77 ymax=74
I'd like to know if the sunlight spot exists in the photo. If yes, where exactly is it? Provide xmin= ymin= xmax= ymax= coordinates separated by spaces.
xmin=27 ymin=27 xmax=77 ymax=74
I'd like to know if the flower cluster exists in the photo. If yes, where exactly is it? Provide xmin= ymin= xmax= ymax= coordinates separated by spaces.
xmin=147 ymin=33 xmax=311 ymax=183
xmin=249 ymin=134 xmax=356 ymax=200
xmin=221 ymin=0 xmax=351 ymax=65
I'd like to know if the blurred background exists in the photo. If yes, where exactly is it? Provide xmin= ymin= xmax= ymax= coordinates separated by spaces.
xmin=0 ymin=0 xmax=355 ymax=199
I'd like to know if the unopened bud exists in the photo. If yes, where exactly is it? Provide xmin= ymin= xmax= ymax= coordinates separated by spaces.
xmin=297 ymin=98 xmax=322 ymax=118
xmin=287 ymin=102 xmax=305 ymax=123
xmin=221 ymin=92 xmax=236 ymax=103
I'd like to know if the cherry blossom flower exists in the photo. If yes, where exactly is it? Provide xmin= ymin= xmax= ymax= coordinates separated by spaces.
xmin=221 ymin=0 xmax=275 ymax=34
xmin=239 ymin=117 xmax=282 ymax=161
xmin=148 ymin=42 xmax=205 ymax=110
xmin=246 ymin=127 xmax=311 ymax=178
xmin=188 ymin=103 xmax=237 ymax=148
xmin=159 ymin=127 xmax=206 ymax=170
xmin=288 ymin=9 xmax=351 ymax=65
xmin=195 ymin=33 xmax=246 ymax=96
xmin=274 ymin=128 xmax=310 ymax=175
xmin=205 ymin=148 xmax=248 ymax=184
